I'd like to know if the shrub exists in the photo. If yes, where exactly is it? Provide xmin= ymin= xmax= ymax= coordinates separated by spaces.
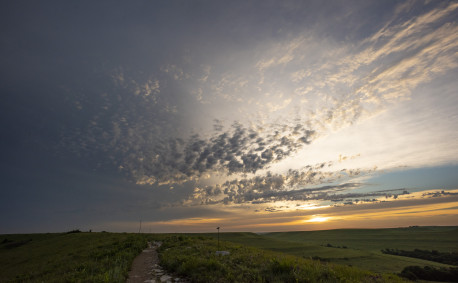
xmin=382 ymin=248 xmax=458 ymax=265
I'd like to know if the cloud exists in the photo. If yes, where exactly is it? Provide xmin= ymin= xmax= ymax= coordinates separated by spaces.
xmin=266 ymin=98 xmax=292 ymax=113
xmin=62 ymin=89 xmax=317 ymax=185
xmin=138 ymin=190 xmax=458 ymax=233
xmin=184 ymin=161 xmax=384 ymax=206
xmin=58 ymin=1 xmax=457 ymax=204
xmin=350 ymin=2 xmax=458 ymax=103
xmin=2 ymin=0 xmax=458 ymax=234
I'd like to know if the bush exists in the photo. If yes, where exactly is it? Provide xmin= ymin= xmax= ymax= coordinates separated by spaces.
xmin=382 ymin=248 xmax=458 ymax=265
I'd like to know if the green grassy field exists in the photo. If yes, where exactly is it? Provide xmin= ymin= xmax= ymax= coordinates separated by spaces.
xmin=264 ymin=226 xmax=458 ymax=252
xmin=201 ymin=226 xmax=458 ymax=274
xmin=1 ymin=226 xmax=456 ymax=282
xmin=0 ymin=231 xmax=157 ymax=282
xmin=158 ymin=235 xmax=405 ymax=283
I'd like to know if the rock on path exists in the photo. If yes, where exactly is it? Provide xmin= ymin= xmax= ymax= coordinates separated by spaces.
xmin=126 ymin=241 xmax=188 ymax=283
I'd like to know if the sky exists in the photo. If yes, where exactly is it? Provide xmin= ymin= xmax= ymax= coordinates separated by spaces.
xmin=1 ymin=0 xmax=457 ymax=234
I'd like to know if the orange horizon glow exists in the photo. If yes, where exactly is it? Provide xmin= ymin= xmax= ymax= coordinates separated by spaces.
xmin=107 ymin=195 xmax=458 ymax=233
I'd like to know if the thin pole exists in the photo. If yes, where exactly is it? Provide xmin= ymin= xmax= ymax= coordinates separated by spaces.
xmin=217 ymin=227 xmax=220 ymax=250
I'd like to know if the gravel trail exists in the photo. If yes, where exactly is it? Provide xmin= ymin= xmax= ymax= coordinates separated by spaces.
xmin=126 ymin=242 xmax=189 ymax=283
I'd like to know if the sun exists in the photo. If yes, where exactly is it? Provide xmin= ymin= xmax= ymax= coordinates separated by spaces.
xmin=305 ymin=216 xmax=330 ymax=223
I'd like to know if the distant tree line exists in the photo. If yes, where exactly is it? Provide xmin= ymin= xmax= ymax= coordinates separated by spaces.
xmin=381 ymin=248 xmax=458 ymax=266
xmin=399 ymin=266 xmax=458 ymax=282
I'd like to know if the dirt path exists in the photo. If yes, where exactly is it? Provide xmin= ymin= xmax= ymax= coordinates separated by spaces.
xmin=126 ymin=242 xmax=188 ymax=283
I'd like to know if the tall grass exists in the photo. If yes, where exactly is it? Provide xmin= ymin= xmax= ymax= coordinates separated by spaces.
xmin=0 ymin=232 xmax=156 ymax=282
xmin=158 ymin=235 xmax=406 ymax=282
xmin=202 ymin=229 xmax=457 ymax=274
xmin=0 ymin=232 xmax=414 ymax=282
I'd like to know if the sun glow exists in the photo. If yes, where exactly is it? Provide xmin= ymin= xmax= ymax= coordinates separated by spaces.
xmin=305 ymin=216 xmax=331 ymax=223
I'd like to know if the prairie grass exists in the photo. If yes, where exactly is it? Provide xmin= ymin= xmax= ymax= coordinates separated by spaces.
xmin=199 ymin=227 xmax=457 ymax=274
xmin=263 ymin=226 xmax=458 ymax=252
xmin=2 ymin=227 xmax=455 ymax=282
xmin=158 ymin=235 xmax=406 ymax=282
xmin=0 ymin=232 xmax=157 ymax=282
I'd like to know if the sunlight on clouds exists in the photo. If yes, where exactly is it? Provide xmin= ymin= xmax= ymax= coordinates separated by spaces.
xmin=47 ymin=1 xmax=458 ymax=233
xmin=338 ymin=202 xmax=458 ymax=223
xmin=115 ymin=191 xmax=458 ymax=232
xmin=396 ymin=189 xmax=458 ymax=201
xmin=295 ymin=203 xmax=330 ymax=211
xmin=3 ymin=0 xmax=458 ymax=235
xmin=70 ymin=1 xmax=458 ymax=191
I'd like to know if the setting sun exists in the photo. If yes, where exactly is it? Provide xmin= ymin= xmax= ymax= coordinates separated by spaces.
xmin=305 ymin=216 xmax=331 ymax=223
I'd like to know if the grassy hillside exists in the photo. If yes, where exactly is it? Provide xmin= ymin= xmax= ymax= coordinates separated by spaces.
xmin=201 ymin=227 xmax=458 ymax=274
xmin=0 ymin=231 xmax=156 ymax=282
xmin=158 ymin=235 xmax=405 ymax=282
